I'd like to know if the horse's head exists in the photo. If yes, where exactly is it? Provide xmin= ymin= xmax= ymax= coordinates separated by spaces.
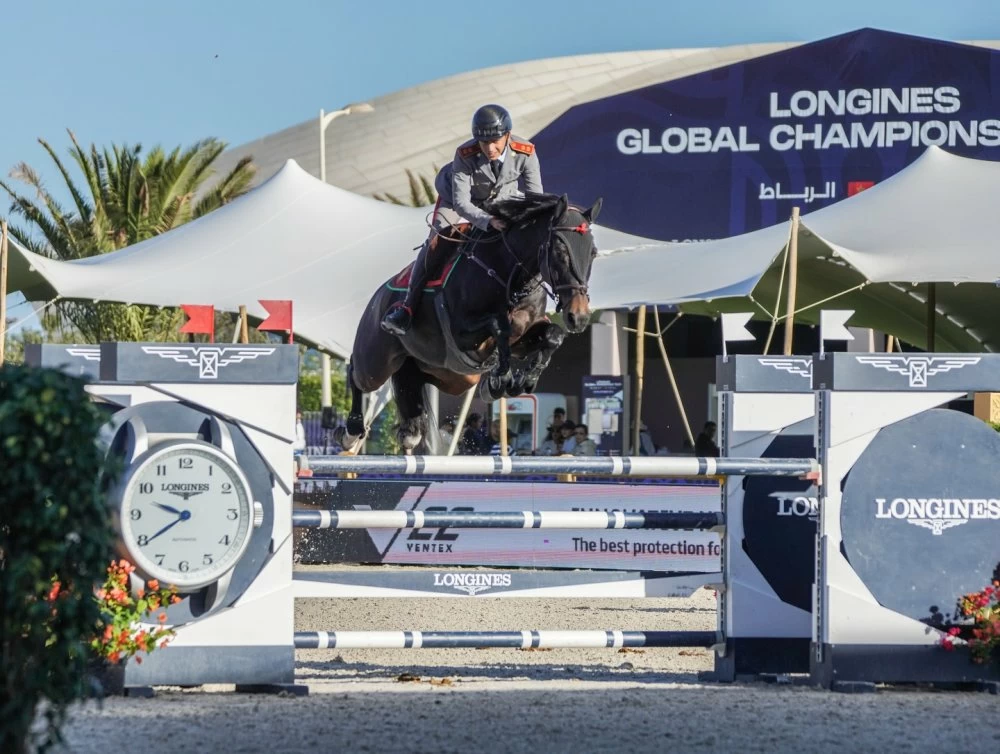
xmin=545 ymin=195 xmax=602 ymax=334
xmin=489 ymin=192 xmax=603 ymax=334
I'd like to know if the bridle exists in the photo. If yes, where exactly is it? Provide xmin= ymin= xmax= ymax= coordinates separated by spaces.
xmin=541 ymin=214 xmax=593 ymax=312
xmin=462 ymin=209 xmax=594 ymax=313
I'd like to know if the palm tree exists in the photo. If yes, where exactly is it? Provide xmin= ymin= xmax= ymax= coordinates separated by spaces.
xmin=374 ymin=167 xmax=437 ymax=207
xmin=0 ymin=130 xmax=256 ymax=343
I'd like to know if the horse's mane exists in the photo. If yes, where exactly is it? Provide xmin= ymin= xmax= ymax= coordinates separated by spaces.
xmin=487 ymin=192 xmax=569 ymax=227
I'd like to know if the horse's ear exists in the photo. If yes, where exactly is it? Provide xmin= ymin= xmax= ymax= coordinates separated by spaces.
xmin=556 ymin=194 xmax=569 ymax=218
xmin=584 ymin=197 xmax=603 ymax=224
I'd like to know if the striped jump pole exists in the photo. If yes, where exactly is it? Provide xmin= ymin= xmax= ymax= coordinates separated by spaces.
xmin=292 ymin=509 xmax=723 ymax=531
xmin=295 ymin=630 xmax=718 ymax=650
xmin=307 ymin=454 xmax=819 ymax=478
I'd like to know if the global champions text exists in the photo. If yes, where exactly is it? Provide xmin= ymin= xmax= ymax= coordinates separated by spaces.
xmin=616 ymin=87 xmax=1000 ymax=154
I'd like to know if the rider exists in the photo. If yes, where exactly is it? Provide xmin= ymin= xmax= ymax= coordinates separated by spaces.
xmin=380 ymin=103 xmax=543 ymax=336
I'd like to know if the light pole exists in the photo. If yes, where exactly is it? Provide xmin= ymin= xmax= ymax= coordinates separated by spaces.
xmin=318 ymin=102 xmax=374 ymax=407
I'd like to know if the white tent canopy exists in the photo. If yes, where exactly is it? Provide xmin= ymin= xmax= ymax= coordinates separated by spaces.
xmin=7 ymin=145 xmax=1000 ymax=354
xmin=6 ymin=159 xmax=687 ymax=357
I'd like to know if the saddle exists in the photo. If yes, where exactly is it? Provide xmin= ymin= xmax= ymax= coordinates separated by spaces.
xmin=388 ymin=223 xmax=475 ymax=293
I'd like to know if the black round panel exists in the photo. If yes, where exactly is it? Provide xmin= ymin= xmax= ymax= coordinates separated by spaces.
xmin=742 ymin=434 xmax=817 ymax=611
xmin=841 ymin=408 xmax=1000 ymax=625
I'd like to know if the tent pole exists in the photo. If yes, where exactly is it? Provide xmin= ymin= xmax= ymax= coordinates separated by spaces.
xmin=782 ymin=207 xmax=800 ymax=356
xmin=499 ymin=396 xmax=508 ymax=457
xmin=886 ymin=334 xmax=895 ymax=353
xmin=927 ymin=283 xmax=937 ymax=352
xmin=633 ymin=305 xmax=647 ymax=454
xmin=448 ymin=386 xmax=476 ymax=456
xmin=653 ymin=308 xmax=694 ymax=449
xmin=0 ymin=221 xmax=8 ymax=366
xmin=239 ymin=305 xmax=250 ymax=344
xmin=763 ymin=230 xmax=793 ymax=355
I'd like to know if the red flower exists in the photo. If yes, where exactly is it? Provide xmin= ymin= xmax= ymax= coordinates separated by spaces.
xmin=171 ymin=595 xmax=182 ymax=604
xmin=948 ymin=627 xmax=961 ymax=637
xmin=47 ymin=581 xmax=61 ymax=602
xmin=941 ymin=637 xmax=955 ymax=651
xmin=147 ymin=579 xmax=160 ymax=591
xmin=157 ymin=613 xmax=167 ymax=623
xmin=108 ymin=651 xmax=121 ymax=663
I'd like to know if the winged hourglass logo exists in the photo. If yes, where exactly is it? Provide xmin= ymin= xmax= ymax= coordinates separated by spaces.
xmin=140 ymin=346 xmax=276 ymax=379
xmin=854 ymin=356 xmax=981 ymax=388
xmin=758 ymin=357 xmax=813 ymax=379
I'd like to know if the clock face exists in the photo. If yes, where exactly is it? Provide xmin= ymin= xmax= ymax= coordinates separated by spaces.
xmin=120 ymin=443 xmax=254 ymax=590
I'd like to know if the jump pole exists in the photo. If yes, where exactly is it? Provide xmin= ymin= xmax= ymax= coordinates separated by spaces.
xmin=296 ymin=630 xmax=718 ymax=650
xmin=292 ymin=508 xmax=724 ymax=531
xmin=308 ymin=454 xmax=818 ymax=478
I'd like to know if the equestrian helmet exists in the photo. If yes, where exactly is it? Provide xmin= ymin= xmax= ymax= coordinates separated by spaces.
xmin=472 ymin=104 xmax=512 ymax=141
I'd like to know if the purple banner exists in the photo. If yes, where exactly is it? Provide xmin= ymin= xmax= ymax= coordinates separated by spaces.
xmin=532 ymin=29 xmax=1000 ymax=241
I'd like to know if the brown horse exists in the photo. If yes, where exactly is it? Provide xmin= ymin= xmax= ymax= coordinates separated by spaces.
xmin=338 ymin=192 xmax=602 ymax=453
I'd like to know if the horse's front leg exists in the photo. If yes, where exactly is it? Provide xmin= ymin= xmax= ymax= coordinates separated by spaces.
xmin=512 ymin=321 xmax=566 ymax=395
xmin=488 ymin=316 xmax=512 ymax=382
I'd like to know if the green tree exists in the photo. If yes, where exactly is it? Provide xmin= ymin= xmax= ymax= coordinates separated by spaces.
xmin=374 ymin=167 xmax=437 ymax=207
xmin=1 ymin=130 xmax=256 ymax=343
xmin=1 ymin=325 xmax=42 ymax=365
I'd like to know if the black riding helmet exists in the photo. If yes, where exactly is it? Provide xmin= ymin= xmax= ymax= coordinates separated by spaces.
xmin=472 ymin=104 xmax=512 ymax=141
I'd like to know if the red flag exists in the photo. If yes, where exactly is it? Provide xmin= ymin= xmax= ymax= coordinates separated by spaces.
xmin=258 ymin=299 xmax=293 ymax=343
xmin=847 ymin=180 xmax=875 ymax=197
xmin=179 ymin=304 xmax=215 ymax=342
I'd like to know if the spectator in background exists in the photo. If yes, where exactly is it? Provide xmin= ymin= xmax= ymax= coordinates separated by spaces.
xmin=293 ymin=409 xmax=311 ymax=476
xmin=537 ymin=425 xmax=562 ymax=456
xmin=559 ymin=420 xmax=577 ymax=454
xmin=550 ymin=407 xmax=566 ymax=434
xmin=488 ymin=419 xmax=517 ymax=456
xmin=571 ymin=426 xmax=597 ymax=456
xmin=460 ymin=413 xmax=488 ymax=454
xmin=439 ymin=416 xmax=456 ymax=451
xmin=638 ymin=421 xmax=655 ymax=456
xmin=695 ymin=421 xmax=719 ymax=457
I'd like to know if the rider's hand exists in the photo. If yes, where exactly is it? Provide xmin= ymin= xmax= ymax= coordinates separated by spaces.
xmin=489 ymin=217 xmax=507 ymax=232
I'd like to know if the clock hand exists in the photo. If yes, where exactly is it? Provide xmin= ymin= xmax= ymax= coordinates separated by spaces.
xmin=144 ymin=510 xmax=192 ymax=544
xmin=154 ymin=502 xmax=182 ymax=516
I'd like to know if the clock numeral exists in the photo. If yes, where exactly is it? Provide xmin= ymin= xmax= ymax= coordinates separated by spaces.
xmin=156 ymin=464 xmax=166 ymax=476
xmin=137 ymin=534 xmax=149 ymax=546
xmin=226 ymin=508 xmax=238 ymax=520
xmin=208 ymin=465 xmax=213 ymax=476
xmin=178 ymin=458 xmax=193 ymax=470
xmin=139 ymin=482 xmax=153 ymax=494
xmin=203 ymin=554 xmax=214 ymax=565
xmin=221 ymin=482 xmax=233 ymax=494
xmin=178 ymin=560 xmax=190 ymax=572
xmin=130 ymin=509 xmax=142 ymax=520
xmin=218 ymin=535 xmax=231 ymax=545
xmin=155 ymin=554 xmax=165 ymax=566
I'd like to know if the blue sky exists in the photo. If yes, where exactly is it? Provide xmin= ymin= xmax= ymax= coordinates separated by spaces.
xmin=3 ymin=0 xmax=999 ymax=328
xmin=2 ymin=0 xmax=998 ymax=184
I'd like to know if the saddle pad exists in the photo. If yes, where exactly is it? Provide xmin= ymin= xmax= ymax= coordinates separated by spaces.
xmin=387 ymin=253 xmax=462 ymax=292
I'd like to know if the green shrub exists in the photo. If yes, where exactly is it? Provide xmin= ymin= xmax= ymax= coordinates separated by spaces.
xmin=0 ymin=365 xmax=119 ymax=753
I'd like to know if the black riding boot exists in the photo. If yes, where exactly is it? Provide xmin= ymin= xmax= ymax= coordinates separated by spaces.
xmin=382 ymin=239 xmax=435 ymax=336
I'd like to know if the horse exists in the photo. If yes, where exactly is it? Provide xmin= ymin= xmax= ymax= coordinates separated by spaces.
xmin=338 ymin=192 xmax=603 ymax=453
